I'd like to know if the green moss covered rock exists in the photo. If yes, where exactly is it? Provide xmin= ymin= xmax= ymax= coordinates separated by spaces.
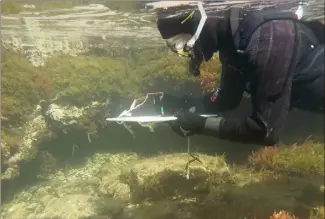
xmin=2 ymin=150 xmax=323 ymax=219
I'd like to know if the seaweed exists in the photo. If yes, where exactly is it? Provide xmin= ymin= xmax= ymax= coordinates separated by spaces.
xmin=248 ymin=140 xmax=324 ymax=176
xmin=1 ymin=47 xmax=218 ymax=182
xmin=1 ymin=149 xmax=324 ymax=219
xmin=199 ymin=54 xmax=222 ymax=93
xmin=1 ymin=49 xmax=42 ymax=128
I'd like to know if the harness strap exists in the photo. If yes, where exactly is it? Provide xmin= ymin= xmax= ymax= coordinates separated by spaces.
xmin=230 ymin=8 xmax=298 ymax=51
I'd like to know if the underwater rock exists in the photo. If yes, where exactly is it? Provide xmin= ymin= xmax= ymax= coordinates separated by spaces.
xmin=126 ymin=200 xmax=188 ymax=219
xmin=45 ymin=103 xmax=85 ymax=127
xmin=98 ymin=153 xmax=232 ymax=204
xmin=1 ymin=153 xmax=129 ymax=219
xmin=6 ymin=194 xmax=104 ymax=219
xmin=41 ymin=194 xmax=101 ymax=219
xmin=1 ymin=101 xmax=109 ymax=181
xmin=1 ymin=105 xmax=47 ymax=180
xmin=2 ymin=150 xmax=324 ymax=219
xmin=1 ymin=152 xmax=230 ymax=218
xmin=45 ymin=101 xmax=108 ymax=133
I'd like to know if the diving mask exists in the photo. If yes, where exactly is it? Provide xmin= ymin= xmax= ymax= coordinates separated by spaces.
xmin=165 ymin=32 xmax=205 ymax=76
xmin=155 ymin=1 xmax=208 ymax=76
xmin=166 ymin=33 xmax=193 ymax=57
xmin=156 ymin=2 xmax=207 ymax=57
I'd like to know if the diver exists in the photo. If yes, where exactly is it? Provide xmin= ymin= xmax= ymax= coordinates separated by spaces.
xmin=155 ymin=4 xmax=324 ymax=146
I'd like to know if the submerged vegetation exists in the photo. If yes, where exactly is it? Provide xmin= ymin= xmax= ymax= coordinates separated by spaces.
xmin=2 ymin=50 xmax=42 ymax=127
xmin=1 ymin=47 xmax=324 ymax=219
xmin=248 ymin=141 xmax=324 ymax=176
xmin=1 ymin=143 xmax=324 ymax=219
xmin=1 ymin=33 xmax=324 ymax=219
xmin=1 ymin=47 xmax=220 ymax=130
xmin=1 ymin=46 xmax=221 ymax=182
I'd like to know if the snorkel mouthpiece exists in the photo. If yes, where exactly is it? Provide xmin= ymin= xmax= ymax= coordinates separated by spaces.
xmin=178 ymin=49 xmax=190 ymax=57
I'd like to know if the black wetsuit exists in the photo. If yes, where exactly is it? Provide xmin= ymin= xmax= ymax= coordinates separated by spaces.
xmin=156 ymin=7 xmax=324 ymax=145
xmin=200 ymin=14 xmax=324 ymax=145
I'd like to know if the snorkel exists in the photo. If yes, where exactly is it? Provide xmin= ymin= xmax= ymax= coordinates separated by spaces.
xmin=154 ymin=1 xmax=208 ymax=76
xmin=183 ymin=2 xmax=207 ymax=52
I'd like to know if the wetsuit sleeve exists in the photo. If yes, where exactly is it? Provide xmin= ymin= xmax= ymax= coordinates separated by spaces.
xmin=203 ymin=58 xmax=246 ymax=113
xmin=208 ymin=20 xmax=297 ymax=145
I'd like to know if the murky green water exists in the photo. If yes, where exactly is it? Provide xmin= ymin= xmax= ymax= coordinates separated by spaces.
xmin=1 ymin=1 xmax=324 ymax=218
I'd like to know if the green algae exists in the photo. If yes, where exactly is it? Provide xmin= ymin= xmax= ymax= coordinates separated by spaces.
xmin=2 ymin=150 xmax=324 ymax=219
xmin=1 ymin=47 xmax=217 ymax=129
xmin=38 ymin=49 xmax=194 ymax=107
xmin=1 ymin=47 xmax=210 ymax=182
xmin=1 ymin=50 xmax=42 ymax=128
xmin=1 ymin=50 xmax=182 ymax=126
xmin=1 ymin=47 xmax=200 ymax=132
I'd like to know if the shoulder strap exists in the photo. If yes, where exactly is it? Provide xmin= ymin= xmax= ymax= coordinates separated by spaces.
xmin=217 ymin=8 xmax=238 ymax=60
xmin=230 ymin=8 xmax=298 ymax=51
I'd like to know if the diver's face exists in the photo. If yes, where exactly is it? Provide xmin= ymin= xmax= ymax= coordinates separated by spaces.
xmin=165 ymin=33 xmax=204 ymax=76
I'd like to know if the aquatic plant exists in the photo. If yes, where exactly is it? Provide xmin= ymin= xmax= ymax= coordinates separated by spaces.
xmin=309 ymin=206 xmax=325 ymax=219
xmin=41 ymin=50 xmax=196 ymax=107
xmin=1 ymin=47 xmax=203 ymax=181
xmin=248 ymin=146 xmax=281 ymax=170
xmin=2 ymin=149 xmax=324 ymax=219
xmin=199 ymin=54 xmax=222 ymax=93
xmin=33 ymin=73 xmax=54 ymax=102
xmin=248 ymin=141 xmax=324 ymax=176
xmin=269 ymin=210 xmax=298 ymax=219
xmin=1 ymin=47 xmax=193 ymax=126
xmin=1 ymin=49 xmax=42 ymax=128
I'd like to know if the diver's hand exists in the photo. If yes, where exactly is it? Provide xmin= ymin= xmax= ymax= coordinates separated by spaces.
xmin=171 ymin=111 xmax=207 ymax=137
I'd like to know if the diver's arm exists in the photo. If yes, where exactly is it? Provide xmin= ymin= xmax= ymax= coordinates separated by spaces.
xmin=204 ymin=83 xmax=292 ymax=145
xmin=202 ymin=60 xmax=246 ymax=113
xmin=202 ymin=20 xmax=296 ymax=145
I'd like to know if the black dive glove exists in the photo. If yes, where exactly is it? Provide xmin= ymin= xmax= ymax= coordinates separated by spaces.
xmin=161 ymin=93 xmax=205 ymax=115
xmin=171 ymin=110 xmax=207 ymax=137
xmin=162 ymin=93 xmax=223 ymax=137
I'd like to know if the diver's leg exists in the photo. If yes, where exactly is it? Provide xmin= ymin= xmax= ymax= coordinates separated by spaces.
xmin=300 ymin=74 xmax=324 ymax=113
xmin=291 ymin=45 xmax=324 ymax=113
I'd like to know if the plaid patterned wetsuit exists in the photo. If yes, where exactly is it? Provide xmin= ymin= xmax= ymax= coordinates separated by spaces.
xmin=203 ymin=19 xmax=324 ymax=145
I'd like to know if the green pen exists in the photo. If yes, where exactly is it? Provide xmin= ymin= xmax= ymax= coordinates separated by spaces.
xmin=160 ymin=106 xmax=164 ymax=116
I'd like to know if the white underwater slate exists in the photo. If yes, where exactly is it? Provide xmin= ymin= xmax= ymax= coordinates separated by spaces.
xmin=106 ymin=114 xmax=218 ymax=123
